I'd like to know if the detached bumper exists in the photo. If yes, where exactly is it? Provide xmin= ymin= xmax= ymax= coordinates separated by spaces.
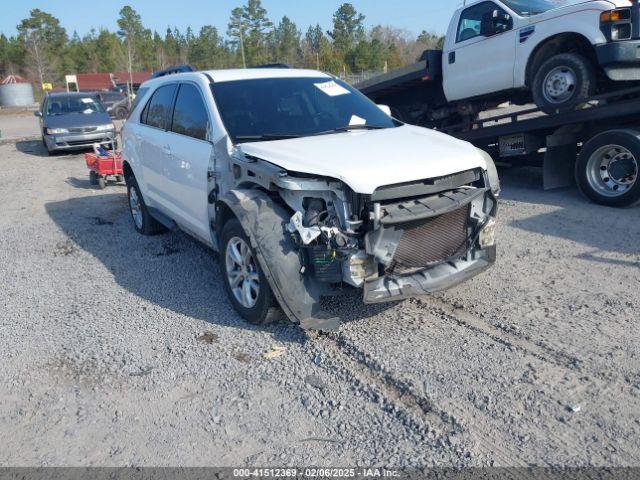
xmin=596 ymin=40 xmax=640 ymax=81
xmin=43 ymin=130 xmax=116 ymax=152
xmin=363 ymin=245 xmax=496 ymax=304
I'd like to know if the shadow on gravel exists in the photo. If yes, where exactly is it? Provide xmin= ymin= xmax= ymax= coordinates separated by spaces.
xmin=45 ymin=193 xmax=392 ymax=342
xmin=16 ymin=140 xmax=47 ymax=157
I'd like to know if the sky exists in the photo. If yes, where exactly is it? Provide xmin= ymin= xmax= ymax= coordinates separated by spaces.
xmin=0 ymin=0 xmax=464 ymax=39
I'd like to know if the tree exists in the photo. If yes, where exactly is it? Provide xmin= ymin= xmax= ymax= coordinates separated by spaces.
xmin=16 ymin=9 xmax=67 ymax=86
xmin=190 ymin=26 xmax=229 ymax=69
xmin=329 ymin=3 xmax=365 ymax=54
xmin=117 ymin=6 xmax=144 ymax=90
xmin=273 ymin=16 xmax=301 ymax=66
xmin=227 ymin=7 xmax=247 ymax=67
xmin=304 ymin=24 xmax=324 ymax=69
xmin=242 ymin=0 xmax=273 ymax=65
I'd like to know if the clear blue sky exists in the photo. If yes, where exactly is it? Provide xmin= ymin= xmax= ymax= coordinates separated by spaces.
xmin=0 ymin=0 xmax=463 ymax=39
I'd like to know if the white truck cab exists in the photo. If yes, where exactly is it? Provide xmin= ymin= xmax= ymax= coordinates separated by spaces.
xmin=442 ymin=0 xmax=640 ymax=112
xmin=122 ymin=68 xmax=500 ymax=330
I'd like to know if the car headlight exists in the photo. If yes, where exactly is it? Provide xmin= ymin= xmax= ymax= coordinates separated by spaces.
xmin=46 ymin=128 xmax=68 ymax=135
xmin=477 ymin=148 xmax=501 ymax=196
xmin=96 ymin=124 xmax=115 ymax=131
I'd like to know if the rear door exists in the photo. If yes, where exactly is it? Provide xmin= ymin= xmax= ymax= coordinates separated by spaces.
xmin=163 ymin=82 xmax=214 ymax=243
xmin=137 ymin=83 xmax=177 ymax=210
xmin=443 ymin=1 xmax=517 ymax=101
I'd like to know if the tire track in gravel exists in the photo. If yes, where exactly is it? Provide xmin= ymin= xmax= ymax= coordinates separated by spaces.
xmin=408 ymin=296 xmax=640 ymax=465
xmin=313 ymin=330 xmax=529 ymax=467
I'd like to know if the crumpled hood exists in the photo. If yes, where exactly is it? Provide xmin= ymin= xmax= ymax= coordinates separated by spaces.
xmin=237 ymin=125 xmax=487 ymax=194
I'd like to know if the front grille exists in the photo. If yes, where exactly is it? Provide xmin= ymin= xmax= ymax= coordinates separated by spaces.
xmin=68 ymin=127 xmax=97 ymax=133
xmin=388 ymin=205 xmax=470 ymax=275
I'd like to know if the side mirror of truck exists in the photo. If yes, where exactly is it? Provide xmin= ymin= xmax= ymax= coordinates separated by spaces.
xmin=34 ymin=111 xmax=42 ymax=117
xmin=480 ymin=10 xmax=512 ymax=37
xmin=377 ymin=104 xmax=392 ymax=116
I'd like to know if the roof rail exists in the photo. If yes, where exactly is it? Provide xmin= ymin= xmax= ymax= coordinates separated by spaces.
xmin=151 ymin=65 xmax=195 ymax=79
xmin=253 ymin=63 xmax=291 ymax=69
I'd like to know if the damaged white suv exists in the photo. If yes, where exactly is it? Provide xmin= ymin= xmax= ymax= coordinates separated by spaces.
xmin=122 ymin=67 xmax=499 ymax=330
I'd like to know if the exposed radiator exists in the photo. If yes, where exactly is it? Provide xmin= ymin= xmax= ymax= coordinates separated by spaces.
xmin=388 ymin=205 xmax=470 ymax=275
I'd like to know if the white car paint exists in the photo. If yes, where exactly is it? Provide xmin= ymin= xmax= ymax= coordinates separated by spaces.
xmin=442 ymin=0 xmax=631 ymax=102
xmin=237 ymin=125 xmax=487 ymax=194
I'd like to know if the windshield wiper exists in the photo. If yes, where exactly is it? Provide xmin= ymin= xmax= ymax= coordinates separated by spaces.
xmin=235 ymin=133 xmax=303 ymax=142
xmin=314 ymin=124 xmax=388 ymax=136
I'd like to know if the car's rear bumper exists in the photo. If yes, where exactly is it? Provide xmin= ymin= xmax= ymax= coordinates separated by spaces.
xmin=596 ymin=40 xmax=640 ymax=81
xmin=43 ymin=130 xmax=116 ymax=151
xmin=363 ymin=245 xmax=496 ymax=304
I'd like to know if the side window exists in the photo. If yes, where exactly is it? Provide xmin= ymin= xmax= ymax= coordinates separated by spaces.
xmin=141 ymin=84 xmax=177 ymax=130
xmin=130 ymin=87 xmax=149 ymax=120
xmin=171 ymin=84 xmax=210 ymax=141
xmin=457 ymin=2 xmax=505 ymax=43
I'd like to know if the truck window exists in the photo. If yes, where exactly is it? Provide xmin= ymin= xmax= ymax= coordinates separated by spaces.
xmin=141 ymin=84 xmax=177 ymax=130
xmin=457 ymin=1 xmax=503 ymax=43
xmin=170 ymin=84 xmax=209 ymax=141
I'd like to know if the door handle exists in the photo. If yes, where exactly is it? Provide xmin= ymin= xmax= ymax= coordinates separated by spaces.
xmin=449 ymin=51 xmax=456 ymax=64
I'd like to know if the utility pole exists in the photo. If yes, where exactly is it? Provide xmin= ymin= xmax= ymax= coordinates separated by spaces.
xmin=238 ymin=19 xmax=247 ymax=69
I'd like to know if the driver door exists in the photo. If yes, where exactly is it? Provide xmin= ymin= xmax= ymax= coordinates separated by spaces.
xmin=443 ymin=1 xmax=517 ymax=102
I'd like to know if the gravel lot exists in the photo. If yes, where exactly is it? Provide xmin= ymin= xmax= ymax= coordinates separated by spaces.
xmin=0 ymin=132 xmax=639 ymax=468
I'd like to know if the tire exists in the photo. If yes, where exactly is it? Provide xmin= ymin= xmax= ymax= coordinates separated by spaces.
xmin=115 ymin=107 xmax=128 ymax=120
xmin=97 ymin=176 xmax=106 ymax=189
xmin=576 ymin=129 xmax=640 ymax=207
xmin=89 ymin=170 xmax=98 ymax=185
xmin=126 ymin=176 xmax=164 ymax=235
xmin=115 ymin=174 xmax=124 ymax=183
xmin=220 ymin=218 xmax=278 ymax=325
xmin=532 ymin=53 xmax=596 ymax=114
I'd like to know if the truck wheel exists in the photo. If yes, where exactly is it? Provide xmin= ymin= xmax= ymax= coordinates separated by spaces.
xmin=115 ymin=107 xmax=128 ymax=119
xmin=126 ymin=176 xmax=164 ymax=234
xmin=89 ymin=170 xmax=98 ymax=185
xmin=576 ymin=130 xmax=640 ymax=207
xmin=220 ymin=218 xmax=278 ymax=325
xmin=532 ymin=53 xmax=595 ymax=114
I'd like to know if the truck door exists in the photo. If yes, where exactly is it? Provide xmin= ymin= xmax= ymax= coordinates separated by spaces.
xmin=163 ymin=82 xmax=215 ymax=244
xmin=443 ymin=1 xmax=517 ymax=102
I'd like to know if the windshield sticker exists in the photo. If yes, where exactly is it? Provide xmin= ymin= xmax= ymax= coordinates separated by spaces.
xmin=314 ymin=80 xmax=350 ymax=97
xmin=81 ymin=98 xmax=94 ymax=104
xmin=349 ymin=115 xmax=366 ymax=126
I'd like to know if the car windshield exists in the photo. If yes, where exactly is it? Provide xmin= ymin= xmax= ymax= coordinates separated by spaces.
xmin=502 ymin=0 xmax=582 ymax=16
xmin=210 ymin=76 xmax=398 ymax=143
xmin=45 ymin=96 xmax=105 ymax=116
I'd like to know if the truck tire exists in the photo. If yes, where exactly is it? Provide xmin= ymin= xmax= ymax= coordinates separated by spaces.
xmin=532 ymin=53 xmax=595 ymax=114
xmin=576 ymin=129 xmax=640 ymax=207
xmin=115 ymin=106 xmax=128 ymax=120
xmin=220 ymin=218 xmax=278 ymax=325
xmin=126 ymin=176 xmax=164 ymax=234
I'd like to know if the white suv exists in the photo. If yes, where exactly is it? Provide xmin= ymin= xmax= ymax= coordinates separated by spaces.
xmin=122 ymin=68 xmax=500 ymax=330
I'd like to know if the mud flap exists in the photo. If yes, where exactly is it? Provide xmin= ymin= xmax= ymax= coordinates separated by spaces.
xmin=218 ymin=190 xmax=341 ymax=331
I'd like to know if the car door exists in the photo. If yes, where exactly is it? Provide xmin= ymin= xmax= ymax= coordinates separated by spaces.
xmin=443 ymin=1 xmax=517 ymax=102
xmin=137 ymin=83 xmax=177 ymax=209
xmin=163 ymin=82 xmax=215 ymax=243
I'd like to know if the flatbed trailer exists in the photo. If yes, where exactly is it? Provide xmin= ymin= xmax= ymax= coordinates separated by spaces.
xmin=357 ymin=59 xmax=640 ymax=207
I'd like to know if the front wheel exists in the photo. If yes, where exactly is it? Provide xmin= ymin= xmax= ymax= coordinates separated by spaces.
xmin=126 ymin=177 xmax=164 ymax=234
xmin=576 ymin=130 xmax=640 ymax=207
xmin=220 ymin=219 xmax=278 ymax=325
xmin=532 ymin=53 xmax=595 ymax=114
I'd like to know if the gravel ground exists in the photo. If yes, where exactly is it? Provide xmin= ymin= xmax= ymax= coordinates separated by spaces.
xmin=0 ymin=137 xmax=639 ymax=468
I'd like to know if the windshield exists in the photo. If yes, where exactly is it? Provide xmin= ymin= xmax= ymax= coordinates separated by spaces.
xmin=502 ymin=0 xmax=583 ymax=16
xmin=210 ymin=76 xmax=398 ymax=143
xmin=45 ymin=96 xmax=105 ymax=116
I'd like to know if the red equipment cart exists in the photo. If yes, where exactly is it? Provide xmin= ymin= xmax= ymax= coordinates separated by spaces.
xmin=84 ymin=145 xmax=123 ymax=189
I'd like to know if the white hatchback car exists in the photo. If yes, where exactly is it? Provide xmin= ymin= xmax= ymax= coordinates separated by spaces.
xmin=122 ymin=67 xmax=499 ymax=330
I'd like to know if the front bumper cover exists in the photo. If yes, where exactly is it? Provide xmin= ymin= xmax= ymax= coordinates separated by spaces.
xmin=596 ymin=40 xmax=640 ymax=81
xmin=43 ymin=130 xmax=116 ymax=151
xmin=363 ymin=245 xmax=496 ymax=304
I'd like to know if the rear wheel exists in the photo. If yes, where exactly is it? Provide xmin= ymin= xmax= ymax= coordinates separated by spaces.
xmin=220 ymin=219 xmax=278 ymax=325
xmin=97 ymin=176 xmax=106 ymax=189
xmin=576 ymin=130 xmax=640 ymax=207
xmin=532 ymin=53 xmax=595 ymax=114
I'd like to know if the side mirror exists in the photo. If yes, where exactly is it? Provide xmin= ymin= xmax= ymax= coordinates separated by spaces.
xmin=480 ymin=10 xmax=511 ymax=36
xmin=377 ymin=104 xmax=392 ymax=116
xmin=34 ymin=111 xmax=42 ymax=117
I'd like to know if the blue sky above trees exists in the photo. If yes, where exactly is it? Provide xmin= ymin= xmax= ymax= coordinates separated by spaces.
xmin=0 ymin=0 xmax=461 ymax=38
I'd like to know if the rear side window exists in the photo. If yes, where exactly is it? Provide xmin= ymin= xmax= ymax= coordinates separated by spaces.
xmin=129 ymin=87 xmax=149 ymax=116
xmin=141 ymin=84 xmax=177 ymax=129
xmin=171 ymin=84 xmax=209 ymax=141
